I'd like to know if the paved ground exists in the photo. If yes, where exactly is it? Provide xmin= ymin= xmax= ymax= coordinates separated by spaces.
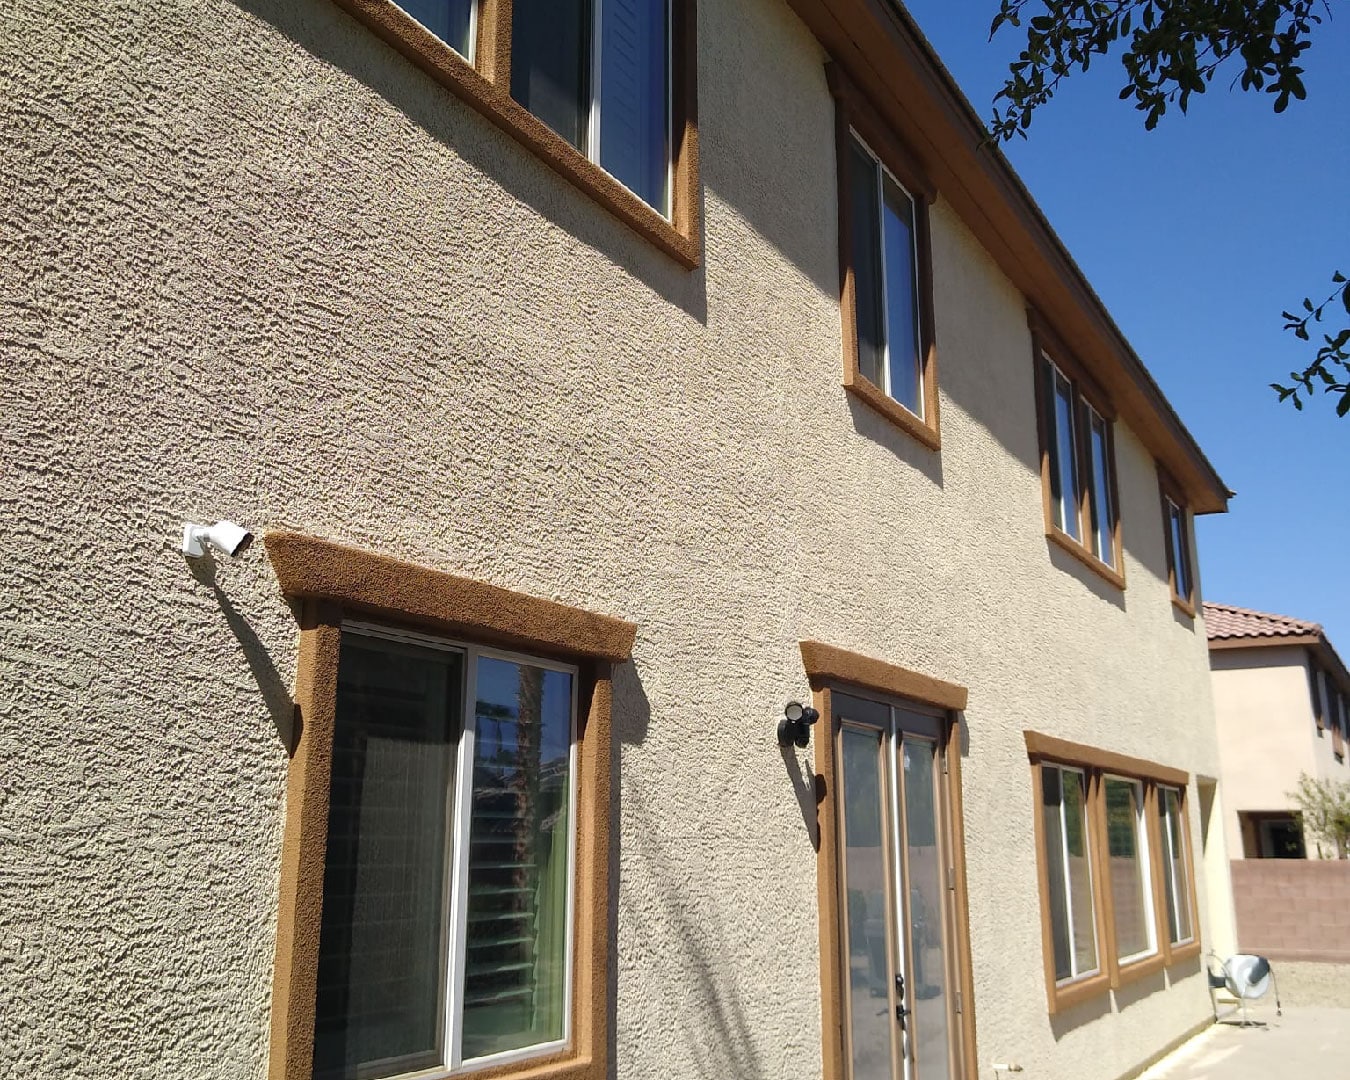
xmin=1140 ymin=1001 xmax=1350 ymax=1079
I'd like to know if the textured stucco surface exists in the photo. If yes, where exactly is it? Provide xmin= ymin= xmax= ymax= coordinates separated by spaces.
xmin=2 ymin=1 xmax=1229 ymax=1078
xmin=1209 ymin=647 xmax=1341 ymax=858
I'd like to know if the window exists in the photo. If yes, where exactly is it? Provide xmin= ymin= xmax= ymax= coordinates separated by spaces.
xmin=1103 ymin=776 xmax=1155 ymax=964
xmin=1030 ymin=321 xmax=1123 ymax=587
xmin=1239 ymin=811 xmax=1306 ymax=859
xmin=1040 ymin=765 xmax=1101 ymax=987
xmin=1156 ymin=786 xmax=1195 ymax=949
xmin=511 ymin=0 xmax=671 ymax=215
xmin=1163 ymin=497 xmax=1193 ymax=605
xmin=828 ymin=64 xmax=940 ymax=451
xmin=329 ymin=0 xmax=699 ymax=265
xmin=315 ymin=627 xmax=577 ymax=1077
xmin=265 ymin=530 xmax=636 ymax=1080
xmin=1159 ymin=471 xmax=1196 ymax=614
xmin=1026 ymin=733 xmax=1199 ymax=1013
xmin=1310 ymin=664 xmax=1327 ymax=734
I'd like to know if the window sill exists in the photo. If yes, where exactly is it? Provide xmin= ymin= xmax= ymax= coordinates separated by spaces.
xmin=1172 ymin=593 xmax=1197 ymax=619
xmin=844 ymin=374 xmax=941 ymax=452
xmin=330 ymin=0 xmax=701 ymax=269
xmin=1165 ymin=938 xmax=1202 ymax=967
xmin=1045 ymin=527 xmax=1126 ymax=591
xmin=1113 ymin=950 xmax=1165 ymax=989
xmin=451 ymin=1051 xmax=601 ymax=1080
xmin=1047 ymin=970 xmax=1111 ymax=1015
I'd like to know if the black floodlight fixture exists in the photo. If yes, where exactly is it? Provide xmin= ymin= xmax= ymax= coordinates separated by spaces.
xmin=778 ymin=700 xmax=820 ymax=748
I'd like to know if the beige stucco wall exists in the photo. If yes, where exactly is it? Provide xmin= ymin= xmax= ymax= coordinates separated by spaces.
xmin=1 ymin=2 xmax=1230 ymax=1079
xmin=1209 ymin=647 xmax=1342 ymax=859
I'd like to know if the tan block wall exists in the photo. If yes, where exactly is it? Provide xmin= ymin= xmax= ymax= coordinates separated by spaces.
xmin=0 ymin=1 xmax=1229 ymax=1079
xmin=1231 ymin=861 xmax=1350 ymax=963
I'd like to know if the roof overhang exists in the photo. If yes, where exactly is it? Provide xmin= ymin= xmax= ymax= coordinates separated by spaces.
xmin=784 ymin=0 xmax=1231 ymax=514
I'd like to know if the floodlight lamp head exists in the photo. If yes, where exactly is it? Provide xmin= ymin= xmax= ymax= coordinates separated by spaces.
xmin=778 ymin=700 xmax=820 ymax=748
xmin=181 ymin=520 xmax=253 ymax=559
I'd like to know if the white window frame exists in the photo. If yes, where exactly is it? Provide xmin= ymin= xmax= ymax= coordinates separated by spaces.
xmin=1103 ymin=774 xmax=1157 ymax=966
xmin=1157 ymin=785 xmax=1194 ymax=948
xmin=1045 ymin=764 xmax=1102 ymax=986
xmin=339 ymin=620 xmax=581 ymax=1079
xmin=851 ymin=128 xmax=925 ymax=419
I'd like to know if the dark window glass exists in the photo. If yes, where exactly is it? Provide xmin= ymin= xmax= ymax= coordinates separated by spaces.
xmin=460 ymin=656 xmax=574 ymax=1060
xmin=511 ymin=0 xmax=592 ymax=152
xmin=881 ymin=177 xmax=921 ymax=415
xmin=849 ymin=137 xmax=885 ymax=389
xmin=1167 ymin=499 xmax=1192 ymax=599
xmin=1087 ymin=409 xmax=1115 ymax=566
xmin=399 ymin=0 xmax=475 ymax=57
xmin=599 ymin=0 xmax=670 ymax=214
xmin=1047 ymin=364 xmax=1081 ymax=540
xmin=313 ymin=635 xmax=463 ymax=1080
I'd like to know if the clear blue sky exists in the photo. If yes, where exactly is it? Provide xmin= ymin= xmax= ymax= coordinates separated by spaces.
xmin=902 ymin=2 xmax=1350 ymax=650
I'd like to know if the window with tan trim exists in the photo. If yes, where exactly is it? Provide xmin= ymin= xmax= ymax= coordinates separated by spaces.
xmin=827 ymin=64 xmax=941 ymax=452
xmin=1030 ymin=316 xmax=1124 ymax=588
xmin=1158 ymin=470 xmax=1196 ymax=615
xmin=1025 ymin=732 xmax=1200 ymax=1014
xmin=329 ymin=0 xmax=700 ymax=267
xmin=264 ymin=530 xmax=635 ymax=1080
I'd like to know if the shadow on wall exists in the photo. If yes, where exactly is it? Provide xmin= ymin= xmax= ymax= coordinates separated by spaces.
xmin=234 ymin=0 xmax=708 ymax=323
xmin=188 ymin=554 xmax=297 ymax=750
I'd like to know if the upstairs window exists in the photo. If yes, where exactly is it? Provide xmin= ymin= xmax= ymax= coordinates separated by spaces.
xmin=1032 ymin=333 xmax=1122 ymax=586
xmin=511 ymin=0 xmax=672 ymax=215
xmin=828 ymin=64 xmax=940 ymax=450
xmin=331 ymin=0 xmax=698 ymax=264
xmin=1159 ymin=473 xmax=1196 ymax=613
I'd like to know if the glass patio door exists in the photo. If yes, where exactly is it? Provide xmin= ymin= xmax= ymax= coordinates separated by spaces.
xmin=836 ymin=693 xmax=960 ymax=1080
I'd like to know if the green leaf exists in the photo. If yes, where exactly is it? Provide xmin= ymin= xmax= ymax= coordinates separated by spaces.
xmin=1338 ymin=392 xmax=1350 ymax=418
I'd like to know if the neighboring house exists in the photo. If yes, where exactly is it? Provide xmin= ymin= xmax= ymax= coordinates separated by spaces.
xmin=1206 ymin=602 xmax=1350 ymax=860
xmin=4 ymin=4 xmax=1236 ymax=1080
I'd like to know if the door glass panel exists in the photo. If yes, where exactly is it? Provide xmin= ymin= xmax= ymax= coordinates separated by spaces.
xmin=901 ymin=737 xmax=950 ymax=1080
xmin=841 ymin=726 xmax=893 ymax=1080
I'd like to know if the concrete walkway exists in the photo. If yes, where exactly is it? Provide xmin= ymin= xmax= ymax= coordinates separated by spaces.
xmin=1140 ymin=1002 xmax=1350 ymax=1079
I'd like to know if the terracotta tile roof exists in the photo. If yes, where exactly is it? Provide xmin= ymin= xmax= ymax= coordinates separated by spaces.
xmin=1203 ymin=601 xmax=1323 ymax=642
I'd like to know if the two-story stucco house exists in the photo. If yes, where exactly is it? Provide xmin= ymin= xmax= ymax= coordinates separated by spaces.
xmin=1206 ymin=601 xmax=1350 ymax=860
xmin=3 ymin=2 xmax=1236 ymax=1080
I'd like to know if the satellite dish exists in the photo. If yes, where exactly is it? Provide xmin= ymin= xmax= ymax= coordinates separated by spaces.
xmin=1208 ymin=952 xmax=1282 ymax=1027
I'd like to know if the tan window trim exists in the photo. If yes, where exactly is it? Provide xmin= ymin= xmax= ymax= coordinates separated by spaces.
xmin=827 ymin=62 xmax=941 ymax=452
xmin=1025 ymin=732 xmax=1198 ymax=1014
xmin=804 ymin=642 xmax=976 ymax=1080
xmin=800 ymin=639 xmax=967 ymax=710
xmin=1157 ymin=467 xmax=1197 ymax=617
xmin=1029 ymin=310 xmax=1126 ymax=591
xmin=329 ymin=0 xmax=701 ymax=269
xmin=264 ymin=531 xmax=634 ymax=1080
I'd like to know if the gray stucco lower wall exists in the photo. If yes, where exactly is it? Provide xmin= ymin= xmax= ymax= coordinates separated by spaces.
xmin=2 ymin=0 xmax=1229 ymax=1078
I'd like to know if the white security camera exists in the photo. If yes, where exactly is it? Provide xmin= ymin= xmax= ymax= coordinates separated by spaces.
xmin=181 ymin=520 xmax=253 ymax=558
